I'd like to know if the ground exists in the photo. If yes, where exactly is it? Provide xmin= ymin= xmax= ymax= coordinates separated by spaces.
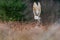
xmin=0 ymin=21 xmax=60 ymax=40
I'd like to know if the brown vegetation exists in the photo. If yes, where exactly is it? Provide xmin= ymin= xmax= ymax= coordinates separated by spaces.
xmin=0 ymin=21 xmax=60 ymax=40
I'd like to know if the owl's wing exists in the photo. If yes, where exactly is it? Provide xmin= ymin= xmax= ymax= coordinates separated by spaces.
xmin=38 ymin=2 xmax=41 ymax=15
xmin=33 ymin=2 xmax=37 ymax=8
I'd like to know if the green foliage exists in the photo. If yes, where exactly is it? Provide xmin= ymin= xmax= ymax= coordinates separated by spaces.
xmin=0 ymin=0 xmax=26 ymax=21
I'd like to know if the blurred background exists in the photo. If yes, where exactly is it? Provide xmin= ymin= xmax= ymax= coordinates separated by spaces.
xmin=0 ymin=0 xmax=60 ymax=25
xmin=0 ymin=0 xmax=60 ymax=40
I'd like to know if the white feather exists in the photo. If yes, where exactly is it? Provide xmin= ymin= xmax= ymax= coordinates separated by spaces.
xmin=34 ymin=16 xmax=40 ymax=20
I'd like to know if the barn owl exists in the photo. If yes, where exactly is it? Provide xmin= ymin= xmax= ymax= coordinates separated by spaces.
xmin=33 ymin=2 xmax=41 ymax=20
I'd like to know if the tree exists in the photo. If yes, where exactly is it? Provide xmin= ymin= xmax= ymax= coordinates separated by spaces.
xmin=0 ymin=0 xmax=26 ymax=21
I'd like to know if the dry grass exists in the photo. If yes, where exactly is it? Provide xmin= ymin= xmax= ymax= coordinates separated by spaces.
xmin=0 ymin=21 xmax=60 ymax=40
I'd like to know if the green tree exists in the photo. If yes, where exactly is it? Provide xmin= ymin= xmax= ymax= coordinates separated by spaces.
xmin=0 ymin=0 xmax=26 ymax=21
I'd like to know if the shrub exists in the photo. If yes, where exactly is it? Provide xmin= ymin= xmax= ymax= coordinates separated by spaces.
xmin=0 ymin=0 xmax=26 ymax=21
